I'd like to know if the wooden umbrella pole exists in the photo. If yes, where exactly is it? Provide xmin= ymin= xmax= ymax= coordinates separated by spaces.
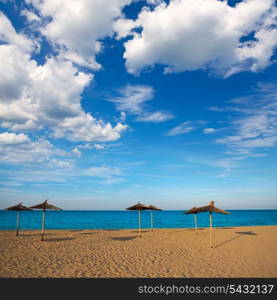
xmin=209 ymin=212 xmax=213 ymax=248
xmin=194 ymin=214 xmax=198 ymax=234
xmin=16 ymin=210 xmax=20 ymax=237
xmin=41 ymin=209 xmax=46 ymax=241
xmin=138 ymin=209 xmax=141 ymax=238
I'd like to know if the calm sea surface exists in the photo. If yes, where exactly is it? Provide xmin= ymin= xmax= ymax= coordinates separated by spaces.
xmin=0 ymin=210 xmax=277 ymax=230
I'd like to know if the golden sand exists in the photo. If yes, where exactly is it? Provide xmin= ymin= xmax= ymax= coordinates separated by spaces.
xmin=0 ymin=226 xmax=276 ymax=278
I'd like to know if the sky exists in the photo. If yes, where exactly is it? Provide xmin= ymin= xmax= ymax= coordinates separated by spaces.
xmin=0 ymin=0 xmax=276 ymax=210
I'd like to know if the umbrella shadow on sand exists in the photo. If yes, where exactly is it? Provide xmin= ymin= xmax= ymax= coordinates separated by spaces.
xmin=44 ymin=237 xmax=75 ymax=242
xmin=22 ymin=233 xmax=55 ymax=237
xmin=216 ymin=227 xmax=234 ymax=230
xmin=236 ymin=231 xmax=257 ymax=235
xmin=111 ymin=236 xmax=137 ymax=241
xmin=215 ymin=231 xmax=257 ymax=248
xmin=131 ymin=230 xmax=150 ymax=233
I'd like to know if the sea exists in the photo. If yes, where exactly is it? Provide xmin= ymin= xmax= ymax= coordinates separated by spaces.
xmin=0 ymin=210 xmax=277 ymax=230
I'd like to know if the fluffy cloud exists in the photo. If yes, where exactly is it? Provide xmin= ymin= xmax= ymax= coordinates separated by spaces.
xmin=0 ymin=132 xmax=72 ymax=166
xmin=0 ymin=132 xmax=30 ymax=144
xmin=0 ymin=12 xmax=127 ymax=143
xmin=71 ymin=142 xmax=115 ymax=157
xmin=146 ymin=0 xmax=162 ymax=5
xmin=0 ymin=12 xmax=36 ymax=54
xmin=25 ymin=0 xmax=131 ymax=69
xmin=115 ymin=0 xmax=277 ymax=76
xmin=108 ymin=85 xmax=174 ymax=122
xmin=0 ymin=13 xmax=38 ymax=103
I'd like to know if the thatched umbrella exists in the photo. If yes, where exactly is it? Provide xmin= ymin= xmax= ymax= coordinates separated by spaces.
xmin=198 ymin=201 xmax=230 ymax=248
xmin=5 ymin=203 xmax=32 ymax=236
xmin=126 ymin=203 xmax=149 ymax=238
xmin=147 ymin=205 xmax=162 ymax=231
xmin=184 ymin=207 xmax=201 ymax=234
xmin=29 ymin=199 xmax=61 ymax=241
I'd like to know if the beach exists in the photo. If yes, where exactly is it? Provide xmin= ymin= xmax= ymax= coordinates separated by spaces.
xmin=0 ymin=225 xmax=276 ymax=278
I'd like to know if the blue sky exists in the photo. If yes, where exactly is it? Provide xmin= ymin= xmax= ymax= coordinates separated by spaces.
xmin=0 ymin=0 xmax=276 ymax=210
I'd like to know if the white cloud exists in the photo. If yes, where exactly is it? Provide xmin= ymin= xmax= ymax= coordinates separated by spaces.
xmin=52 ymin=114 xmax=127 ymax=142
xmin=78 ymin=143 xmax=106 ymax=150
xmin=93 ymin=144 xmax=106 ymax=150
xmin=236 ymin=136 xmax=277 ymax=148
xmin=48 ymin=158 xmax=73 ymax=168
xmin=0 ymin=45 xmax=35 ymax=110
xmin=98 ymin=177 xmax=125 ymax=185
xmin=84 ymin=165 xmax=124 ymax=184
xmin=72 ymin=147 xmax=82 ymax=157
xmin=113 ymin=18 xmax=137 ymax=40
xmin=85 ymin=165 xmax=123 ymax=178
xmin=26 ymin=0 xmax=131 ymax=69
xmin=108 ymin=85 xmax=174 ymax=122
xmin=215 ymin=82 xmax=277 ymax=152
xmin=110 ymin=85 xmax=154 ymax=114
xmin=216 ymin=112 xmax=277 ymax=148
xmin=0 ymin=12 xmax=37 ymax=54
xmin=166 ymin=121 xmax=195 ymax=136
xmin=0 ymin=132 xmax=30 ymax=144
xmin=203 ymin=128 xmax=216 ymax=134
xmin=115 ymin=0 xmax=277 ymax=76
xmin=72 ymin=143 xmax=115 ymax=157
xmin=146 ymin=0 xmax=163 ymax=5
xmin=0 ymin=12 xmax=127 ymax=143
xmin=21 ymin=9 xmax=41 ymax=23
xmin=136 ymin=111 xmax=174 ymax=122
xmin=0 ymin=132 xmax=72 ymax=166
xmin=119 ymin=111 xmax=127 ymax=122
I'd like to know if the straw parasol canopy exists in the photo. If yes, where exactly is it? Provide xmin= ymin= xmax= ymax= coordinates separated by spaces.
xmin=5 ymin=203 xmax=32 ymax=236
xmin=127 ymin=203 xmax=149 ymax=211
xmin=197 ymin=201 xmax=230 ymax=215
xmin=30 ymin=199 xmax=61 ymax=210
xmin=29 ymin=199 xmax=61 ymax=241
xmin=5 ymin=203 xmax=32 ymax=211
xmin=185 ymin=207 xmax=201 ymax=214
xmin=184 ymin=206 xmax=201 ymax=234
xmin=147 ymin=205 xmax=162 ymax=231
xmin=126 ymin=202 xmax=149 ymax=238
xmin=197 ymin=201 xmax=230 ymax=248
xmin=148 ymin=205 xmax=161 ymax=211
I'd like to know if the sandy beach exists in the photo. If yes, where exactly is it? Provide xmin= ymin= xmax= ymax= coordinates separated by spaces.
xmin=0 ymin=225 xmax=276 ymax=278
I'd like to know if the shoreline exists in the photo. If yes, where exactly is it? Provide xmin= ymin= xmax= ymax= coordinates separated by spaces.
xmin=1 ymin=225 xmax=276 ymax=278
xmin=1 ymin=224 xmax=276 ymax=231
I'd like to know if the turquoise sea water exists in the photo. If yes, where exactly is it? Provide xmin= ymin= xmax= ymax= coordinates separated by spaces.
xmin=0 ymin=210 xmax=277 ymax=230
